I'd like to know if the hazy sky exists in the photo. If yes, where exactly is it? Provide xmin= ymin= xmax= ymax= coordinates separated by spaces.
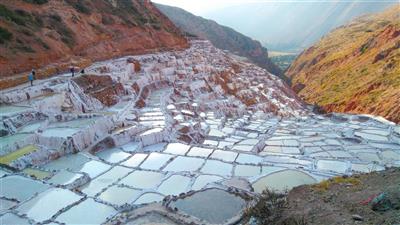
xmin=151 ymin=0 xmax=395 ymax=16
xmin=151 ymin=0 xmax=258 ymax=15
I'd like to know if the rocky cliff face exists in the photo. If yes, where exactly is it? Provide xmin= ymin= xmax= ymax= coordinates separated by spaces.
xmin=287 ymin=6 xmax=400 ymax=123
xmin=0 ymin=0 xmax=188 ymax=89
xmin=155 ymin=3 xmax=284 ymax=81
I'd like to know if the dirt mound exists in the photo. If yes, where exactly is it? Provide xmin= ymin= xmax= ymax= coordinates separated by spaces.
xmin=0 ymin=0 xmax=188 ymax=89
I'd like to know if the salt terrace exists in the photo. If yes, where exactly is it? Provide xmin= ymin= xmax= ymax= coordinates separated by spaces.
xmin=0 ymin=40 xmax=399 ymax=224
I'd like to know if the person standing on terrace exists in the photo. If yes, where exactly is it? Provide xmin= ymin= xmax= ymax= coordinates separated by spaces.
xmin=28 ymin=72 xmax=34 ymax=86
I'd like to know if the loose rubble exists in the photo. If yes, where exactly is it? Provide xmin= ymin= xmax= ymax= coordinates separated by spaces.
xmin=0 ymin=41 xmax=399 ymax=224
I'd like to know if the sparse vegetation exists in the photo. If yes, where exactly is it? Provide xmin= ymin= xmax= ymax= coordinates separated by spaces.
xmin=244 ymin=190 xmax=307 ymax=225
xmin=66 ymin=0 xmax=91 ymax=14
xmin=101 ymin=15 xmax=114 ymax=25
xmin=46 ymin=13 xmax=75 ymax=47
xmin=23 ymin=0 xmax=48 ymax=4
xmin=286 ymin=6 xmax=400 ymax=123
xmin=0 ymin=4 xmax=29 ymax=25
xmin=270 ymin=54 xmax=297 ymax=71
xmin=312 ymin=176 xmax=361 ymax=192
xmin=0 ymin=26 xmax=13 ymax=44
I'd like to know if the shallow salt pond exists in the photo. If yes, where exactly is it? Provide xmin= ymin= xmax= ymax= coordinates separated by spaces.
xmin=0 ymin=213 xmax=30 ymax=225
xmin=41 ymin=127 xmax=80 ymax=138
xmin=0 ymin=175 xmax=49 ymax=201
xmin=96 ymin=148 xmax=131 ymax=164
xmin=186 ymin=147 xmax=213 ymax=158
xmin=18 ymin=121 xmax=45 ymax=133
xmin=133 ymin=193 xmax=165 ymax=205
xmin=0 ymin=144 xmax=38 ymax=166
xmin=163 ymin=143 xmax=191 ymax=155
xmin=231 ymin=145 xmax=253 ymax=152
xmin=139 ymin=153 xmax=173 ymax=170
xmin=99 ymin=185 xmax=142 ymax=206
xmin=234 ymin=165 xmax=261 ymax=177
xmin=0 ymin=133 xmax=32 ymax=151
xmin=121 ymin=142 xmax=141 ymax=152
xmin=79 ymin=160 xmax=112 ymax=178
xmin=126 ymin=212 xmax=179 ymax=225
xmin=81 ymin=166 xmax=131 ymax=196
xmin=22 ymin=167 xmax=52 ymax=180
xmin=169 ymin=188 xmax=246 ymax=224
xmin=235 ymin=153 xmax=263 ymax=164
xmin=49 ymin=118 xmax=97 ymax=128
xmin=17 ymin=188 xmax=82 ymax=223
xmin=191 ymin=175 xmax=223 ymax=190
xmin=163 ymin=156 xmax=204 ymax=172
xmin=41 ymin=153 xmax=90 ymax=171
xmin=120 ymin=171 xmax=164 ymax=189
xmin=157 ymin=175 xmax=191 ymax=195
xmin=47 ymin=170 xmax=83 ymax=186
xmin=121 ymin=153 xmax=148 ymax=168
xmin=0 ymin=199 xmax=17 ymax=212
xmin=252 ymin=169 xmax=317 ymax=193
xmin=56 ymin=198 xmax=116 ymax=224
xmin=316 ymin=160 xmax=349 ymax=173
xmin=210 ymin=150 xmax=238 ymax=162
xmin=0 ymin=105 xmax=32 ymax=117
xmin=200 ymin=160 xmax=233 ymax=177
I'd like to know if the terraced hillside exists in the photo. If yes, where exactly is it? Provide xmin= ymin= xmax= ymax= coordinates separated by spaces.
xmin=0 ymin=0 xmax=188 ymax=89
xmin=287 ymin=6 xmax=400 ymax=123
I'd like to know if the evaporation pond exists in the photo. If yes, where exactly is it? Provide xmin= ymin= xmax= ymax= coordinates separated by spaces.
xmin=96 ymin=148 xmax=131 ymax=164
xmin=17 ymin=188 xmax=82 ymax=222
xmin=99 ymin=186 xmax=141 ymax=206
xmin=126 ymin=213 xmax=179 ymax=225
xmin=252 ymin=169 xmax=317 ymax=193
xmin=120 ymin=171 xmax=164 ymax=189
xmin=0 ymin=133 xmax=31 ymax=150
xmin=56 ymin=198 xmax=116 ymax=224
xmin=0 ymin=105 xmax=31 ymax=117
xmin=169 ymin=188 xmax=246 ymax=224
xmin=41 ymin=153 xmax=90 ymax=171
xmin=41 ymin=127 xmax=80 ymax=138
xmin=0 ymin=175 xmax=49 ymax=201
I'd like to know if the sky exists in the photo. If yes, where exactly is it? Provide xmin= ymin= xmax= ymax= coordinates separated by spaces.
xmin=151 ymin=0 xmax=396 ymax=16
xmin=151 ymin=0 xmax=257 ymax=15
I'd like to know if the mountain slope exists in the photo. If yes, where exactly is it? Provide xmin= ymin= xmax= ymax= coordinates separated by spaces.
xmin=203 ymin=1 xmax=395 ymax=52
xmin=0 ymin=0 xmax=188 ymax=88
xmin=155 ymin=3 xmax=283 ymax=79
xmin=286 ymin=6 xmax=400 ymax=123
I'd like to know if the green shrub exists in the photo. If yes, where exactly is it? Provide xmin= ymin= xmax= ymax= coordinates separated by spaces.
xmin=23 ymin=0 xmax=48 ymax=4
xmin=66 ymin=0 xmax=91 ymax=14
xmin=0 ymin=4 xmax=27 ymax=25
xmin=0 ymin=26 xmax=13 ymax=44
xmin=46 ymin=13 xmax=75 ymax=47
xmin=0 ymin=4 xmax=44 ymax=29
xmin=16 ymin=45 xmax=35 ymax=53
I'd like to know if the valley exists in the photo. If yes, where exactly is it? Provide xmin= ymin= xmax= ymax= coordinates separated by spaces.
xmin=0 ymin=1 xmax=399 ymax=224
xmin=1 ymin=40 xmax=399 ymax=224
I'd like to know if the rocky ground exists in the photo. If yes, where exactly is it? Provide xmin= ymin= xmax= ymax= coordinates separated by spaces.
xmin=245 ymin=168 xmax=400 ymax=225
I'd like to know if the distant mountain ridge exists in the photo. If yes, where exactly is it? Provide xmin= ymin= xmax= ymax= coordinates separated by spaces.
xmin=203 ymin=1 xmax=396 ymax=52
xmin=287 ymin=6 xmax=400 ymax=123
xmin=155 ymin=3 xmax=284 ymax=80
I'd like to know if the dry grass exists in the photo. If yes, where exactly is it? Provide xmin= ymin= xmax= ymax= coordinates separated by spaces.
xmin=287 ymin=6 xmax=400 ymax=123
